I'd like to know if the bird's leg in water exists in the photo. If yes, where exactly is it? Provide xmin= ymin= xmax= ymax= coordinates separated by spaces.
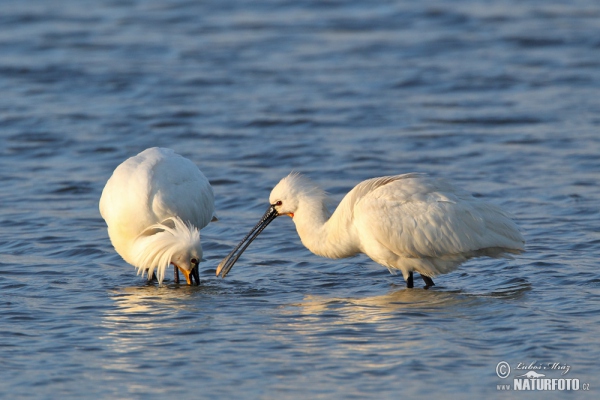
xmin=174 ymin=266 xmax=180 ymax=284
xmin=421 ymin=275 xmax=435 ymax=289
xmin=406 ymin=272 xmax=414 ymax=288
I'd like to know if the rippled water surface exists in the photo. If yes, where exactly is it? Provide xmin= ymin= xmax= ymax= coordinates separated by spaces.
xmin=1 ymin=0 xmax=599 ymax=398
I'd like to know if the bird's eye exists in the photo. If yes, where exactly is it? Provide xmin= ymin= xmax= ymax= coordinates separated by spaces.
xmin=274 ymin=200 xmax=282 ymax=206
xmin=191 ymin=258 xmax=198 ymax=264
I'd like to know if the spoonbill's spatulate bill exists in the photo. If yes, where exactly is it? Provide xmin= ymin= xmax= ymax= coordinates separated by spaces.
xmin=100 ymin=147 xmax=216 ymax=285
xmin=216 ymin=173 xmax=524 ymax=288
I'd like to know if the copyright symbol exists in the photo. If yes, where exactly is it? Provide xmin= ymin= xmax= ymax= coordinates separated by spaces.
xmin=496 ymin=361 xmax=511 ymax=379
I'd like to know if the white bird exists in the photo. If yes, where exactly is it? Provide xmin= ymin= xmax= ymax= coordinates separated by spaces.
xmin=216 ymin=173 xmax=524 ymax=288
xmin=100 ymin=147 xmax=216 ymax=285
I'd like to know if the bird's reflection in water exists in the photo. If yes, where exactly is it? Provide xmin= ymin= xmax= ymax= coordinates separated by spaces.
xmin=276 ymin=280 xmax=530 ymax=344
xmin=109 ymin=284 xmax=208 ymax=313
xmin=288 ymin=288 xmax=472 ymax=323
xmin=258 ymin=288 xmax=473 ymax=363
xmin=99 ymin=285 xmax=214 ymax=375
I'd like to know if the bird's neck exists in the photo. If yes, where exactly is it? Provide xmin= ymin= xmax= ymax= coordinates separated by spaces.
xmin=292 ymin=197 xmax=359 ymax=259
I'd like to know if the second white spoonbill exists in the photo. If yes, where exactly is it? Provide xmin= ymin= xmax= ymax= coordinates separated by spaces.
xmin=100 ymin=147 xmax=216 ymax=285
xmin=216 ymin=173 xmax=524 ymax=288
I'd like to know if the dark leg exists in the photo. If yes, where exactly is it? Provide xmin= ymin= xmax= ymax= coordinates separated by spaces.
xmin=421 ymin=275 xmax=435 ymax=289
xmin=191 ymin=266 xmax=200 ymax=286
xmin=174 ymin=265 xmax=180 ymax=284
xmin=406 ymin=271 xmax=414 ymax=288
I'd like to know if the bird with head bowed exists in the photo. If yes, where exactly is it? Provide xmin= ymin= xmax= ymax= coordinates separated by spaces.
xmin=100 ymin=147 xmax=216 ymax=285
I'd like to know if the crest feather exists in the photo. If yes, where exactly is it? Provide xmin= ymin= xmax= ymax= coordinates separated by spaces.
xmin=274 ymin=172 xmax=328 ymax=203
xmin=130 ymin=217 xmax=200 ymax=284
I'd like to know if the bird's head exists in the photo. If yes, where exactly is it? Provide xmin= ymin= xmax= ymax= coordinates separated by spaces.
xmin=216 ymin=173 xmax=327 ymax=279
xmin=132 ymin=217 xmax=203 ymax=285
xmin=268 ymin=175 xmax=300 ymax=218
xmin=269 ymin=173 xmax=326 ymax=218
xmin=171 ymin=245 xmax=202 ymax=285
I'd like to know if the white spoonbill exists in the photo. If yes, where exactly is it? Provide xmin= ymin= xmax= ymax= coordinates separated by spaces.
xmin=100 ymin=147 xmax=216 ymax=285
xmin=216 ymin=173 xmax=524 ymax=288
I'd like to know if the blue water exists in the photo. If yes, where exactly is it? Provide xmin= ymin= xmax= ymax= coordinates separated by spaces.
xmin=1 ymin=0 xmax=599 ymax=398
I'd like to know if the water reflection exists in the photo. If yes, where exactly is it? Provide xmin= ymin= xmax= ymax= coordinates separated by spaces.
xmin=289 ymin=279 xmax=531 ymax=321
xmin=285 ymin=288 xmax=473 ymax=327
xmin=107 ymin=284 xmax=208 ymax=316
xmin=98 ymin=285 xmax=215 ymax=375
xmin=260 ymin=281 xmax=534 ymax=376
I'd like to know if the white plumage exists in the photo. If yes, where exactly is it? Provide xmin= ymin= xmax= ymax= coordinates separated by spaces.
xmin=100 ymin=147 xmax=216 ymax=285
xmin=217 ymin=172 xmax=524 ymax=288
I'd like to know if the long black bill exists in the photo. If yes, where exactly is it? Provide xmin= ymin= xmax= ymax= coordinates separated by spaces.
xmin=191 ymin=262 xmax=200 ymax=286
xmin=216 ymin=206 xmax=279 ymax=278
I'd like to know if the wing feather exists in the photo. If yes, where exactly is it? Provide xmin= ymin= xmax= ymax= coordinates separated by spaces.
xmin=352 ymin=174 xmax=524 ymax=268
xmin=149 ymin=150 xmax=215 ymax=230
xmin=100 ymin=147 xmax=215 ymax=247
